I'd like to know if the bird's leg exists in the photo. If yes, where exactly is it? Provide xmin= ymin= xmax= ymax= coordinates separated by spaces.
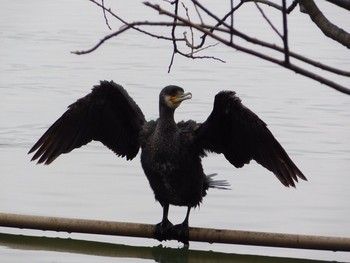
xmin=154 ymin=203 xmax=173 ymax=241
xmin=170 ymin=206 xmax=191 ymax=245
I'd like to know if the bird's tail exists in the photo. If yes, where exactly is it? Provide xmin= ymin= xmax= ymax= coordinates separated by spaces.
xmin=206 ymin=173 xmax=231 ymax=190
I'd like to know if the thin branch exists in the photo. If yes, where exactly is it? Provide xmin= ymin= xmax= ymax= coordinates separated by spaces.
xmin=89 ymin=0 xmax=127 ymax=25
xmin=75 ymin=4 xmax=350 ymax=78
xmin=243 ymin=0 xmax=300 ymax=13
xmin=101 ymin=0 xmax=112 ymax=30
xmin=78 ymin=2 xmax=350 ymax=78
xmin=187 ymin=1 xmax=350 ymax=77
xmin=144 ymin=2 xmax=350 ymax=95
xmin=77 ymin=0 xmax=350 ymax=94
xmin=230 ymin=0 xmax=234 ymax=43
xmin=282 ymin=0 xmax=290 ymax=64
xmin=73 ymin=26 xmax=129 ymax=55
xmin=325 ymin=0 xmax=350 ymax=11
xmin=254 ymin=2 xmax=282 ymax=38
xmin=287 ymin=0 xmax=300 ymax=13
xmin=193 ymin=1 xmax=204 ymax=25
xmin=243 ymin=0 xmax=283 ymax=10
xmin=182 ymin=2 xmax=194 ymax=53
xmin=300 ymin=0 xmax=350 ymax=48
xmin=72 ymin=21 xmax=185 ymax=55
xmin=190 ymin=0 xmax=243 ymax=50
xmin=169 ymin=0 xmax=180 ymax=72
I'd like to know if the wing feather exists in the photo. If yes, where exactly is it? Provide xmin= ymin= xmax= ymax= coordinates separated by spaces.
xmin=29 ymin=81 xmax=146 ymax=164
xmin=196 ymin=91 xmax=306 ymax=187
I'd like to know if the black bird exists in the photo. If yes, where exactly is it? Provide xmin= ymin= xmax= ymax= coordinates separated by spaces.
xmin=29 ymin=80 xmax=307 ymax=244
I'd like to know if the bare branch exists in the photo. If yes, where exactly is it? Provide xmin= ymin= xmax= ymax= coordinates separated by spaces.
xmin=89 ymin=0 xmax=127 ymax=25
xmin=190 ymin=0 xmax=243 ymax=49
xmin=169 ymin=0 xmax=180 ymax=72
xmin=254 ymin=2 xmax=282 ymax=38
xmin=192 ymin=1 xmax=204 ymax=25
xmin=77 ymin=0 xmax=350 ymax=95
xmin=77 ymin=2 xmax=350 ymax=77
xmin=282 ymin=0 xmax=290 ymax=64
xmin=71 ymin=21 xmax=185 ymax=55
xmin=230 ymin=0 xmax=234 ymax=43
xmin=187 ymin=1 xmax=350 ymax=76
xmin=300 ymin=0 xmax=350 ymax=48
xmin=287 ymin=0 xmax=301 ymax=13
xmin=144 ymin=2 xmax=350 ymax=95
xmin=243 ymin=0 xmax=300 ymax=13
xmin=182 ymin=2 xmax=194 ymax=53
xmin=325 ymin=0 xmax=350 ymax=11
xmin=101 ymin=0 xmax=112 ymax=30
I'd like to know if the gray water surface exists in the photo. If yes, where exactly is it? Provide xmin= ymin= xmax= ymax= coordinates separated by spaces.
xmin=1 ymin=1 xmax=349 ymax=262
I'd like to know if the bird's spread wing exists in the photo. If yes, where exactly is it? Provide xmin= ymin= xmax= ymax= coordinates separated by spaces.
xmin=196 ymin=91 xmax=307 ymax=187
xmin=29 ymin=81 xmax=146 ymax=164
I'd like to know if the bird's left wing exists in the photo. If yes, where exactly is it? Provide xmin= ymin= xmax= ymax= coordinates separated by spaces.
xmin=29 ymin=81 xmax=146 ymax=164
xmin=196 ymin=91 xmax=306 ymax=187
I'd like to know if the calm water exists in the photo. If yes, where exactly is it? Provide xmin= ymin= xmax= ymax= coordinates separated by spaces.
xmin=1 ymin=0 xmax=350 ymax=262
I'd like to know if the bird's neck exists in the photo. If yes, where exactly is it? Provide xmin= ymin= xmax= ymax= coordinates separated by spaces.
xmin=158 ymin=106 xmax=177 ymax=133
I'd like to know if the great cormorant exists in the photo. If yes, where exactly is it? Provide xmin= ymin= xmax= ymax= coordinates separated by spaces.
xmin=29 ymin=80 xmax=307 ymax=244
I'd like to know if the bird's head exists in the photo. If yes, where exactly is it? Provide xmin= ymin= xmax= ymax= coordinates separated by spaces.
xmin=160 ymin=85 xmax=192 ymax=110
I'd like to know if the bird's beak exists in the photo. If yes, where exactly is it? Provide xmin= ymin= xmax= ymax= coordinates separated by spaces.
xmin=173 ymin=92 xmax=192 ymax=103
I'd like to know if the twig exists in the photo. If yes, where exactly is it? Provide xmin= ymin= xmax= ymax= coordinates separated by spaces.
xmin=72 ymin=21 xmax=185 ymax=55
xmin=325 ymin=0 xmax=350 ymax=11
xmin=230 ymin=0 xmax=234 ymax=43
xmin=144 ymin=2 xmax=350 ymax=95
xmin=193 ymin=1 xmax=204 ymax=25
xmin=243 ymin=0 xmax=283 ymax=10
xmin=188 ymin=1 xmax=350 ymax=76
xmin=168 ymin=0 xmax=180 ymax=72
xmin=192 ymin=0 xmax=242 ymax=49
xmin=101 ymin=0 xmax=112 ymax=30
xmin=89 ymin=0 xmax=126 ymax=24
xmin=241 ymin=0 xmax=299 ymax=13
xmin=73 ymin=6 xmax=350 ymax=78
xmin=300 ymin=0 xmax=350 ymax=49
xmin=76 ymin=0 xmax=350 ymax=94
xmin=281 ymin=0 xmax=290 ymax=64
xmin=254 ymin=2 xmax=282 ymax=38
xmin=287 ymin=0 xmax=300 ymax=13
xmin=182 ymin=2 xmax=194 ymax=53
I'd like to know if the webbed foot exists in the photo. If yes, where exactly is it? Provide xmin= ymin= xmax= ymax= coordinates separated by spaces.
xmin=170 ymin=223 xmax=189 ymax=245
xmin=154 ymin=219 xmax=173 ymax=242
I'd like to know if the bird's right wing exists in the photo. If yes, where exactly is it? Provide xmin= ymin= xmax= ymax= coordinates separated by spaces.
xmin=196 ymin=91 xmax=306 ymax=187
xmin=29 ymin=81 xmax=146 ymax=164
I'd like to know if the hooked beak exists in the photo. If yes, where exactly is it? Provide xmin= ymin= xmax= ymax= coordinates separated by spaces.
xmin=172 ymin=92 xmax=192 ymax=104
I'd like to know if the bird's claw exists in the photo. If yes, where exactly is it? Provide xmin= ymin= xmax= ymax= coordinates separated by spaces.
xmin=169 ymin=223 xmax=189 ymax=245
xmin=153 ymin=219 xmax=173 ymax=241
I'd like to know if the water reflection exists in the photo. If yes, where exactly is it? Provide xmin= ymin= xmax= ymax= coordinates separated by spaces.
xmin=0 ymin=233 xmax=337 ymax=263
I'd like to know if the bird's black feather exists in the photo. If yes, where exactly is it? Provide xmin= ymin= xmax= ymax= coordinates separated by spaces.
xmin=29 ymin=82 xmax=306 ymax=243
xmin=28 ymin=81 xmax=145 ymax=164
xmin=196 ymin=90 xmax=306 ymax=187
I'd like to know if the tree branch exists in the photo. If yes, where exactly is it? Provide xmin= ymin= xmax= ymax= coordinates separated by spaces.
xmin=300 ymin=0 xmax=350 ymax=48
xmin=72 ymin=21 xmax=185 ymax=55
xmin=145 ymin=2 xmax=350 ymax=95
xmin=101 ymin=0 xmax=112 ymax=30
xmin=325 ymin=0 xmax=350 ymax=11
xmin=254 ymin=2 xmax=282 ymax=38
xmin=282 ymin=0 xmax=290 ymax=64
xmin=76 ymin=0 xmax=350 ymax=95
xmin=242 ymin=0 xmax=300 ymax=13
xmin=188 ymin=1 xmax=350 ymax=76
